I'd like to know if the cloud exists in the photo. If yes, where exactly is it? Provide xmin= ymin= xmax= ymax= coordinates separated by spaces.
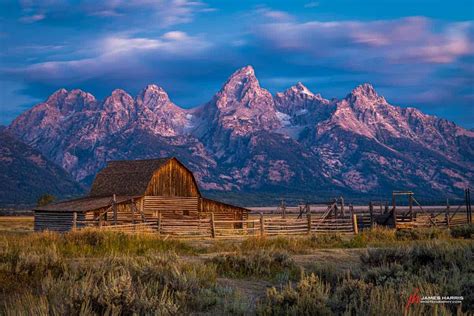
xmin=8 ymin=32 xmax=212 ymax=85
xmin=304 ymin=2 xmax=319 ymax=8
xmin=254 ymin=17 xmax=474 ymax=66
xmin=18 ymin=0 xmax=212 ymax=27
xmin=19 ymin=14 xmax=46 ymax=23
xmin=252 ymin=7 xmax=293 ymax=22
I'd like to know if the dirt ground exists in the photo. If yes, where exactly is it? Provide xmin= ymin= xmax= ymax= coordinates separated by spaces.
xmin=191 ymin=248 xmax=365 ymax=313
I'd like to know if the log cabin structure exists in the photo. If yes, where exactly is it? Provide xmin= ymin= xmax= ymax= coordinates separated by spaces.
xmin=34 ymin=158 xmax=250 ymax=232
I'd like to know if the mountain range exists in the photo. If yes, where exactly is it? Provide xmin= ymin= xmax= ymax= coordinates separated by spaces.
xmin=4 ymin=65 xmax=474 ymax=205
xmin=0 ymin=127 xmax=84 ymax=207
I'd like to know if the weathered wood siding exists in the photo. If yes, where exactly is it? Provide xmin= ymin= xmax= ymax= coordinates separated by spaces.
xmin=142 ymin=196 xmax=249 ymax=223
xmin=85 ymin=199 xmax=144 ymax=224
xmin=34 ymin=211 xmax=85 ymax=232
xmin=143 ymin=196 xmax=200 ymax=219
xmin=145 ymin=159 xmax=200 ymax=197
xmin=201 ymin=198 xmax=248 ymax=228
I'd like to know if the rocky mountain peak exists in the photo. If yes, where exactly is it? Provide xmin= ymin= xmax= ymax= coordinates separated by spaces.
xmin=136 ymin=84 xmax=171 ymax=109
xmin=46 ymin=88 xmax=68 ymax=105
xmin=44 ymin=88 xmax=96 ymax=113
xmin=217 ymin=65 xmax=262 ymax=102
xmin=196 ymin=65 xmax=281 ymax=139
xmin=6 ymin=66 xmax=473 ymax=200
xmin=292 ymin=82 xmax=314 ymax=95
xmin=102 ymin=89 xmax=135 ymax=114
xmin=347 ymin=83 xmax=383 ymax=101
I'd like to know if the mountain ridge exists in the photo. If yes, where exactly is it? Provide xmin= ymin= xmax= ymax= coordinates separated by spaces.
xmin=0 ymin=128 xmax=85 ymax=206
xmin=7 ymin=65 xmax=474 ymax=202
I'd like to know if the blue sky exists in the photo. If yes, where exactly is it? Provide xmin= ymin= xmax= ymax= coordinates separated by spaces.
xmin=1 ymin=0 xmax=473 ymax=127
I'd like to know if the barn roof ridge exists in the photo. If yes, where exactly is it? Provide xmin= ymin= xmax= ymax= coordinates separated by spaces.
xmin=88 ymin=157 xmax=193 ymax=197
xmin=106 ymin=157 xmax=174 ymax=163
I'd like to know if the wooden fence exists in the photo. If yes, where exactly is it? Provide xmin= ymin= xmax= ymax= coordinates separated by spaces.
xmin=75 ymin=212 xmax=358 ymax=238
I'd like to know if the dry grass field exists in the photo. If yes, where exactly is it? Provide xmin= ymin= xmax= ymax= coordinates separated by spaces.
xmin=0 ymin=216 xmax=33 ymax=233
xmin=0 ymin=216 xmax=472 ymax=315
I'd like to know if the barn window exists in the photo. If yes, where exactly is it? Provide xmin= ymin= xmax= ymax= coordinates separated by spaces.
xmin=183 ymin=210 xmax=190 ymax=216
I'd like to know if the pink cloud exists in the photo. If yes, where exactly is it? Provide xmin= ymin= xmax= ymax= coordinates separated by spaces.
xmin=255 ymin=17 xmax=474 ymax=65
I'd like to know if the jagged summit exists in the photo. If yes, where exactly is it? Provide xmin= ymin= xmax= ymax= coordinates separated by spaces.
xmin=136 ymin=84 xmax=171 ymax=109
xmin=141 ymin=84 xmax=168 ymax=95
xmin=217 ymin=65 xmax=261 ymax=101
xmin=46 ymin=88 xmax=68 ymax=102
xmin=231 ymin=65 xmax=255 ymax=77
xmin=106 ymin=89 xmax=133 ymax=103
xmin=347 ymin=83 xmax=383 ymax=101
xmin=224 ymin=65 xmax=257 ymax=86
xmin=292 ymin=82 xmax=313 ymax=95
xmin=6 ymin=65 xmax=473 ymax=197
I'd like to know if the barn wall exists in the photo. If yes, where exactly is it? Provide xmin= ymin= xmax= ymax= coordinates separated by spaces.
xmin=142 ymin=196 xmax=249 ymax=223
xmin=34 ymin=211 xmax=85 ymax=232
xmin=200 ymin=198 xmax=249 ymax=228
xmin=85 ymin=198 xmax=144 ymax=224
xmin=143 ymin=196 xmax=200 ymax=219
xmin=145 ymin=159 xmax=200 ymax=197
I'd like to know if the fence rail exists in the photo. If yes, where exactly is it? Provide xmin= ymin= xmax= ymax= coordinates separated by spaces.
xmin=70 ymin=190 xmax=473 ymax=237
xmin=74 ymin=212 xmax=358 ymax=238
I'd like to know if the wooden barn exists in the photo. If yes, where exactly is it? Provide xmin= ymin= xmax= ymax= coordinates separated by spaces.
xmin=34 ymin=158 xmax=250 ymax=232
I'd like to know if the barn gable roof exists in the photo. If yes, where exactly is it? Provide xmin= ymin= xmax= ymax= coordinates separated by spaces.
xmin=35 ymin=195 xmax=137 ymax=212
xmin=89 ymin=158 xmax=174 ymax=197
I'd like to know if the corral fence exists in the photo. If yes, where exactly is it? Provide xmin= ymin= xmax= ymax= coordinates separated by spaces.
xmin=73 ymin=189 xmax=472 ymax=237
xmin=370 ymin=189 xmax=472 ymax=230
xmin=75 ymin=212 xmax=359 ymax=238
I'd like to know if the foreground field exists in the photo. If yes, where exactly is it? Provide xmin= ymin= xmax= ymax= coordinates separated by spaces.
xmin=0 ymin=219 xmax=473 ymax=315
xmin=0 ymin=216 xmax=33 ymax=233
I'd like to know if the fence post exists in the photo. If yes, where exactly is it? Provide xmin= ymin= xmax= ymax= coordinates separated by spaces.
xmin=157 ymin=212 xmax=161 ymax=235
xmin=392 ymin=206 xmax=398 ymax=229
xmin=132 ymin=202 xmax=136 ymax=225
xmin=369 ymin=201 xmax=374 ymax=228
xmin=211 ymin=213 xmax=216 ymax=238
xmin=469 ymin=188 xmax=472 ymax=224
xmin=352 ymin=214 xmax=359 ymax=235
xmin=445 ymin=198 xmax=450 ymax=228
xmin=307 ymin=213 xmax=312 ymax=234
xmin=259 ymin=213 xmax=265 ymax=237
xmin=113 ymin=194 xmax=117 ymax=225
xmin=466 ymin=188 xmax=472 ymax=224
xmin=72 ymin=212 xmax=77 ymax=231
xmin=340 ymin=196 xmax=345 ymax=217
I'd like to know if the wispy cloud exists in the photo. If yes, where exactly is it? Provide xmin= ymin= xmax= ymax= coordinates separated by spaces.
xmin=18 ymin=0 xmax=213 ymax=27
xmin=254 ymin=17 xmax=474 ymax=66
xmin=304 ymin=2 xmax=319 ymax=8
xmin=8 ymin=32 xmax=212 ymax=84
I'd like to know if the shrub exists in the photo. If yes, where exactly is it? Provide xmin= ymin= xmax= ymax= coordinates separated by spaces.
xmin=37 ymin=194 xmax=56 ymax=206
xmin=259 ymin=242 xmax=473 ymax=315
xmin=256 ymin=273 xmax=331 ymax=315
xmin=0 ymin=249 xmax=236 ymax=315
xmin=208 ymin=250 xmax=299 ymax=280
xmin=450 ymin=225 xmax=474 ymax=239
xmin=395 ymin=228 xmax=448 ymax=241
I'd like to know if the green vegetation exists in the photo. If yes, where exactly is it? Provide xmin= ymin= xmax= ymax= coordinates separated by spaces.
xmin=36 ymin=193 xmax=56 ymax=207
xmin=206 ymin=226 xmax=461 ymax=254
xmin=0 ymin=229 xmax=200 ymax=257
xmin=208 ymin=250 xmax=299 ymax=281
xmin=0 ymin=225 xmax=472 ymax=314
xmin=257 ymin=242 xmax=473 ymax=315
xmin=450 ymin=225 xmax=474 ymax=239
